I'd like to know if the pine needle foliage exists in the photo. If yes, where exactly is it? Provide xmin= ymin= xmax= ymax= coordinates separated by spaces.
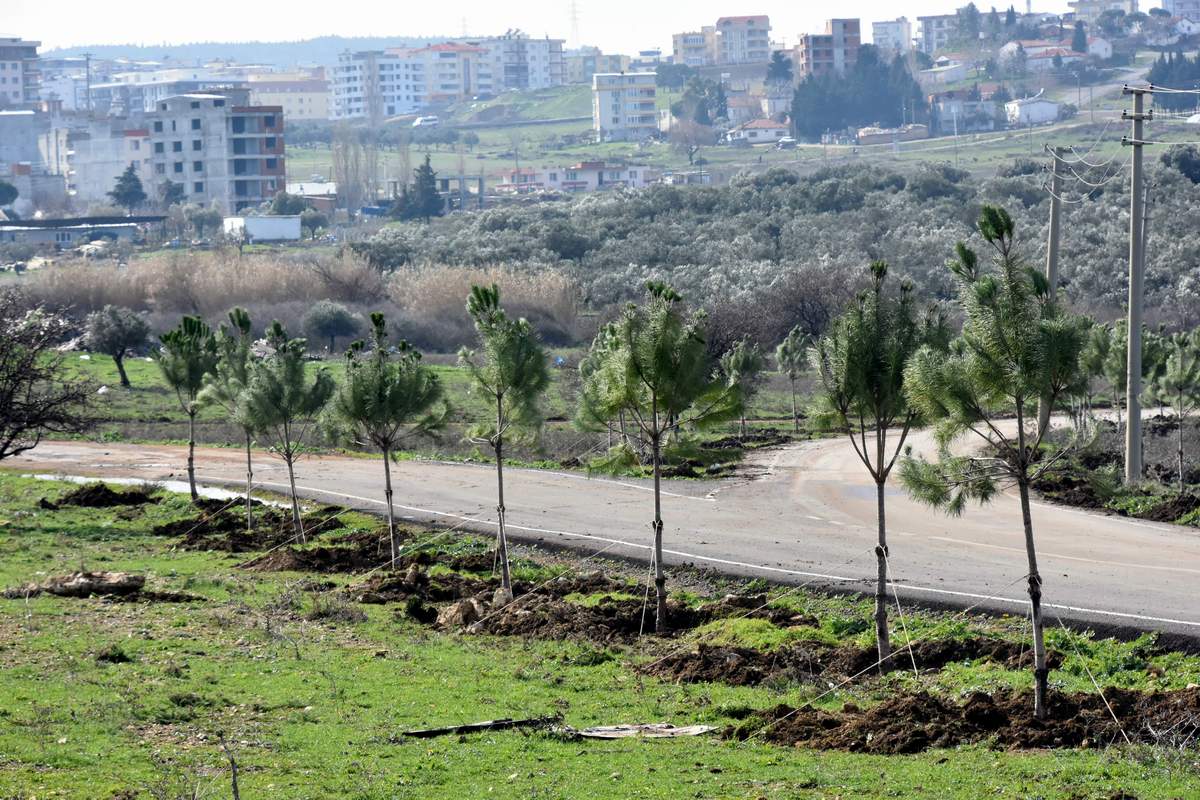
xmin=199 ymin=308 xmax=258 ymax=531
xmin=239 ymin=321 xmax=336 ymax=542
xmin=155 ymin=315 xmax=218 ymax=501
xmin=328 ymin=313 xmax=448 ymax=565
xmin=813 ymin=260 xmax=946 ymax=664
xmin=898 ymin=206 xmax=1088 ymax=720
xmin=720 ymin=338 xmax=767 ymax=437
xmin=775 ymin=326 xmax=811 ymax=432
xmin=576 ymin=281 xmax=742 ymax=632
xmin=459 ymin=284 xmax=550 ymax=597
xmin=1150 ymin=331 xmax=1200 ymax=491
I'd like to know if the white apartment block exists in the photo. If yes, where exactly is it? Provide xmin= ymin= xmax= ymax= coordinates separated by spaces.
xmin=715 ymin=16 xmax=772 ymax=64
xmin=496 ymin=161 xmax=660 ymax=193
xmin=248 ymin=75 xmax=331 ymax=121
xmin=592 ymin=72 xmax=657 ymax=142
xmin=0 ymin=37 xmax=41 ymax=109
xmin=872 ymin=18 xmax=913 ymax=56
xmin=41 ymin=88 xmax=285 ymax=212
xmin=672 ymin=28 xmax=717 ymax=67
xmin=917 ymin=15 xmax=958 ymax=54
xmin=332 ymin=32 xmax=565 ymax=121
xmin=1162 ymin=0 xmax=1200 ymax=17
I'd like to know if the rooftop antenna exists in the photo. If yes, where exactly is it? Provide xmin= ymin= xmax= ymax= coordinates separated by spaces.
xmin=461 ymin=16 xmax=469 ymax=37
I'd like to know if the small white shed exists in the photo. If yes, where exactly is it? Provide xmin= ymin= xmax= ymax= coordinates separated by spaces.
xmin=223 ymin=215 xmax=302 ymax=243
xmin=1005 ymin=97 xmax=1060 ymax=126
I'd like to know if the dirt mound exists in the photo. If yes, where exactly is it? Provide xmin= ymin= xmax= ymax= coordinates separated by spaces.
xmin=1137 ymin=493 xmax=1200 ymax=523
xmin=731 ymin=687 xmax=1200 ymax=753
xmin=49 ymin=483 xmax=157 ymax=509
xmin=350 ymin=567 xmax=491 ymax=605
xmin=153 ymin=504 xmax=348 ymax=553
xmin=3 ymin=571 xmax=201 ymax=603
xmin=243 ymin=530 xmax=394 ymax=573
xmin=707 ymin=430 xmax=791 ymax=450
xmin=473 ymin=594 xmax=709 ymax=645
xmin=650 ymin=636 xmax=1061 ymax=688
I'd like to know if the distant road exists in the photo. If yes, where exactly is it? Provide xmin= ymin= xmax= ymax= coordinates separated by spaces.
xmin=15 ymin=431 xmax=1200 ymax=644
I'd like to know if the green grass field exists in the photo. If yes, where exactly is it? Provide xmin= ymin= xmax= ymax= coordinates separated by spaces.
xmin=3 ymin=473 xmax=1200 ymax=798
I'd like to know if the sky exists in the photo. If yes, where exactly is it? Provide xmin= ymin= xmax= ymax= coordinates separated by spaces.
xmin=10 ymin=0 xmax=1075 ymax=55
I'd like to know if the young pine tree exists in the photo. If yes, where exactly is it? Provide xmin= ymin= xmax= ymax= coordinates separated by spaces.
xmin=814 ymin=261 xmax=946 ymax=665
xmin=239 ymin=322 xmax=336 ymax=542
xmin=720 ymin=338 xmax=766 ymax=438
xmin=199 ymin=308 xmax=258 ymax=532
xmin=899 ymin=207 xmax=1087 ymax=720
xmin=1151 ymin=331 xmax=1200 ymax=491
xmin=156 ymin=316 xmax=218 ymax=501
xmin=576 ymin=282 xmax=741 ymax=633
xmin=775 ymin=326 xmax=811 ymax=433
xmin=459 ymin=285 xmax=550 ymax=601
xmin=327 ymin=313 xmax=447 ymax=566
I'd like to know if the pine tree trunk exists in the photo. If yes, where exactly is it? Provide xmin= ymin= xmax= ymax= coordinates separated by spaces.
xmin=874 ymin=478 xmax=892 ymax=667
xmin=652 ymin=431 xmax=667 ymax=634
xmin=790 ymin=378 xmax=799 ymax=433
xmin=114 ymin=354 xmax=130 ymax=388
xmin=186 ymin=410 xmax=198 ymax=502
xmin=286 ymin=455 xmax=305 ymax=544
xmin=244 ymin=430 xmax=254 ymax=533
xmin=329 ymin=334 xmax=335 ymax=354
xmin=382 ymin=446 xmax=398 ymax=568
xmin=494 ymin=397 xmax=512 ymax=600
xmin=1018 ymin=474 xmax=1049 ymax=720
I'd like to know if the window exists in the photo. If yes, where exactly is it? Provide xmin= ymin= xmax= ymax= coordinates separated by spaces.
xmin=193 ymin=161 xmax=202 ymax=172
xmin=265 ymin=158 xmax=277 ymax=169
xmin=190 ymin=101 xmax=200 ymax=109
xmin=214 ymin=99 xmax=224 ymax=107
xmin=153 ymin=142 xmax=164 ymax=154
xmin=263 ymin=115 xmax=275 ymax=128
xmin=265 ymin=137 xmax=276 ymax=149
xmin=153 ymin=121 xmax=163 ymax=132
xmin=193 ymin=182 xmax=204 ymax=193
xmin=549 ymin=172 xmax=558 ymax=181
xmin=232 ymin=118 xmax=245 ymax=133
xmin=172 ymin=141 xmax=182 ymax=152
xmin=191 ymin=118 xmax=201 ymax=130
xmin=154 ymin=163 xmax=165 ymax=175
xmin=192 ymin=140 xmax=202 ymax=151
xmin=173 ymin=162 xmax=183 ymax=174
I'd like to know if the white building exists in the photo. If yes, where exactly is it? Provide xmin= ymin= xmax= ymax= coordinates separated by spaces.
xmin=917 ymin=15 xmax=958 ymax=55
xmin=1006 ymin=96 xmax=1060 ymax=126
xmin=1163 ymin=0 xmax=1200 ymax=15
xmin=332 ymin=33 xmax=565 ymax=121
xmin=872 ymin=18 xmax=913 ymax=56
xmin=716 ymin=16 xmax=772 ymax=64
xmin=0 ymin=36 xmax=41 ymax=109
xmin=223 ymin=215 xmax=301 ymax=242
xmin=41 ymin=88 xmax=285 ymax=212
xmin=496 ymin=161 xmax=659 ymax=193
xmin=726 ymin=118 xmax=791 ymax=143
xmin=918 ymin=61 xmax=967 ymax=87
xmin=592 ymin=72 xmax=657 ymax=142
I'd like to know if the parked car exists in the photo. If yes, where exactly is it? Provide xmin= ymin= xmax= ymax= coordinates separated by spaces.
xmin=776 ymin=137 xmax=797 ymax=150
xmin=412 ymin=115 xmax=440 ymax=128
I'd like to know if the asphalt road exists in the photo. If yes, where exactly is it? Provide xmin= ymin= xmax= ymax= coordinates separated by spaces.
xmin=13 ymin=433 xmax=1200 ymax=642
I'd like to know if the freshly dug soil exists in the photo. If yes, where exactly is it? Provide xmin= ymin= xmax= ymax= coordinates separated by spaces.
xmin=473 ymin=594 xmax=711 ymax=645
xmin=243 ymin=530 xmax=394 ymax=573
xmin=48 ymin=483 xmax=158 ymax=509
xmin=730 ymin=686 xmax=1200 ymax=754
xmin=1136 ymin=493 xmax=1200 ymax=523
xmin=3 ymin=571 xmax=201 ymax=603
xmin=648 ymin=636 xmax=1062 ymax=688
xmin=153 ymin=504 xmax=348 ymax=552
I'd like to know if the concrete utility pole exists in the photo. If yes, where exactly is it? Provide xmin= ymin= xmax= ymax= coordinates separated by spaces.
xmin=83 ymin=52 xmax=93 ymax=115
xmin=1121 ymin=86 xmax=1152 ymax=484
xmin=1037 ymin=145 xmax=1066 ymax=437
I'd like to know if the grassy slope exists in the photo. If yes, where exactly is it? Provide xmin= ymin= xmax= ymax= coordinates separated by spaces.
xmin=3 ymin=473 xmax=1200 ymax=798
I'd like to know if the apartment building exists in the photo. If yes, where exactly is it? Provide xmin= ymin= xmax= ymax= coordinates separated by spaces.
xmin=716 ymin=16 xmax=772 ymax=64
xmin=41 ymin=88 xmax=285 ymax=212
xmin=1162 ymin=0 xmax=1200 ymax=17
xmin=496 ymin=161 xmax=660 ymax=193
xmin=795 ymin=19 xmax=861 ymax=78
xmin=0 ymin=37 xmax=41 ymax=109
xmin=592 ymin=72 xmax=657 ymax=142
xmin=565 ymin=49 xmax=631 ymax=84
xmin=672 ymin=28 xmax=718 ymax=67
xmin=917 ymin=15 xmax=959 ymax=54
xmin=1067 ymin=0 xmax=1138 ymax=23
xmin=333 ymin=33 xmax=565 ymax=121
xmin=872 ymin=18 xmax=913 ymax=56
xmin=247 ymin=72 xmax=330 ymax=121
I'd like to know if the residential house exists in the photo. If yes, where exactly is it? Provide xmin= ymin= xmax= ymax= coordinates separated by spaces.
xmin=795 ymin=19 xmax=862 ymax=78
xmin=932 ymin=94 xmax=1000 ymax=132
xmin=857 ymin=123 xmax=929 ymax=145
xmin=726 ymin=118 xmax=791 ymax=143
xmin=1067 ymin=0 xmax=1139 ymax=25
xmin=495 ymin=161 xmax=659 ymax=193
xmin=1006 ymin=96 xmax=1060 ymax=125
xmin=918 ymin=60 xmax=967 ymax=88
xmin=592 ymin=72 xmax=657 ymax=142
